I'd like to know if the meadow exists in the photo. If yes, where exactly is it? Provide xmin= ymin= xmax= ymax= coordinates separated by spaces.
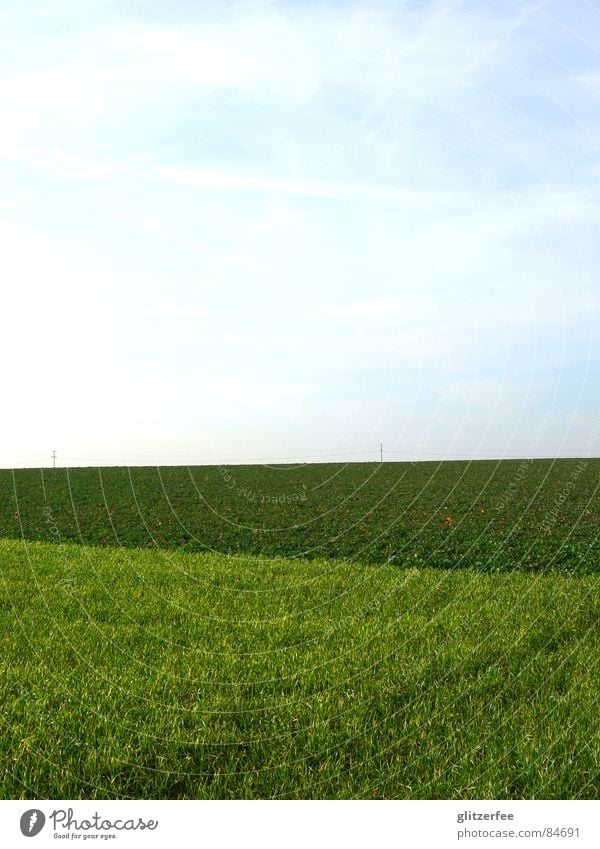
xmin=0 ymin=460 xmax=598 ymax=799
xmin=0 ymin=538 xmax=598 ymax=799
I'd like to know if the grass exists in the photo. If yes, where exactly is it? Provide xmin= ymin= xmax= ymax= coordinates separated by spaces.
xmin=1 ymin=459 xmax=599 ymax=573
xmin=1 ymin=537 xmax=598 ymax=799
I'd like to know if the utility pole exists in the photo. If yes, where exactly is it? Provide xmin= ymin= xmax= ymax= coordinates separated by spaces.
xmin=380 ymin=443 xmax=383 ymax=463
xmin=52 ymin=450 xmax=56 ymax=469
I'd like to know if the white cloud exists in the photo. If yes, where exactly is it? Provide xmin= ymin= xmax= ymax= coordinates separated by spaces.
xmin=0 ymin=0 xmax=599 ymax=464
xmin=156 ymin=164 xmax=462 ymax=207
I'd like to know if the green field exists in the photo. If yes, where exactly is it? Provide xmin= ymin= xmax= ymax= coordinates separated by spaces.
xmin=1 ymin=459 xmax=599 ymax=571
xmin=0 ymin=461 xmax=598 ymax=799
xmin=1 ymin=538 xmax=598 ymax=799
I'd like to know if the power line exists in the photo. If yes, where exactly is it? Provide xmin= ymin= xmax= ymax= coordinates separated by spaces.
xmin=1 ymin=443 xmax=594 ymax=470
xmin=1 ymin=449 xmax=586 ymax=469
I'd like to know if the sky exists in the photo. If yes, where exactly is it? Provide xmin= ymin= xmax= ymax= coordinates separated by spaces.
xmin=1 ymin=0 xmax=599 ymax=466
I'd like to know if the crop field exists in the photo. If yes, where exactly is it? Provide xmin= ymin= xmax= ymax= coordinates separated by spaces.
xmin=1 ymin=459 xmax=599 ymax=571
xmin=0 ymin=460 xmax=598 ymax=799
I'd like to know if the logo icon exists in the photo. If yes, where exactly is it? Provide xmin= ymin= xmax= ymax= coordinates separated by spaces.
xmin=20 ymin=810 xmax=46 ymax=837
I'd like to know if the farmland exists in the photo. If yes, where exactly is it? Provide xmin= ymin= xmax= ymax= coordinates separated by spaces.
xmin=0 ymin=538 xmax=598 ymax=799
xmin=0 ymin=460 xmax=598 ymax=799
xmin=0 ymin=459 xmax=599 ymax=572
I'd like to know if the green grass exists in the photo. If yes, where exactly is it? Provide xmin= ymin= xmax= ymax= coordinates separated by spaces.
xmin=1 ymin=460 xmax=598 ymax=798
xmin=1 ymin=538 xmax=598 ymax=799
xmin=1 ymin=459 xmax=599 ymax=572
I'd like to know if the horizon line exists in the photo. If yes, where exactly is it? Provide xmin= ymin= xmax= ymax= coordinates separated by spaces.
xmin=2 ymin=455 xmax=598 ymax=471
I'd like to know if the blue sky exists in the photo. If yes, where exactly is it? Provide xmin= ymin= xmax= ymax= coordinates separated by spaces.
xmin=1 ymin=0 xmax=599 ymax=466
